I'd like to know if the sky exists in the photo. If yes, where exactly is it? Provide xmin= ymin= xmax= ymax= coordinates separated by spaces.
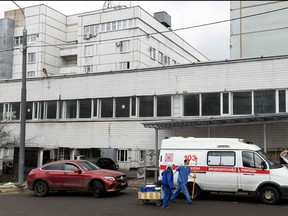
xmin=0 ymin=1 xmax=230 ymax=61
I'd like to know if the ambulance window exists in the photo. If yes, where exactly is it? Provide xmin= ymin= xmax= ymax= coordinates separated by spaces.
xmin=242 ymin=151 xmax=263 ymax=168
xmin=207 ymin=151 xmax=235 ymax=166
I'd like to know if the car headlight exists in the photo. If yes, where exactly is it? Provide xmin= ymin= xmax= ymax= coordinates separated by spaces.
xmin=104 ymin=176 xmax=115 ymax=181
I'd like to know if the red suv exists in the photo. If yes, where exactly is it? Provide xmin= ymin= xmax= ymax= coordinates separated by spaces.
xmin=27 ymin=160 xmax=128 ymax=197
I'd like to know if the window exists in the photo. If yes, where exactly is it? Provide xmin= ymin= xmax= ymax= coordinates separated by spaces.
xmin=150 ymin=47 xmax=156 ymax=60
xmin=184 ymin=94 xmax=199 ymax=116
xmin=116 ymin=97 xmax=130 ymax=117
xmin=27 ymin=71 xmax=35 ymax=78
xmin=93 ymin=99 xmax=98 ymax=117
xmin=79 ymin=99 xmax=91 ymax=118
xmin=42 ymin=163 xmax=63 ymax=170
xmin=27 ymin=34 xmax=36 ymax=43
xmin=101 ymin=23 xmax=106 ymax=32
xmin=65 ymin=163 xmax=79 ymax=171
xmin=202 ymin=93 xmax=220 ymax=116
xmin=158 ymin=52 xmax=163 ymax=64
xmin=207 ymin=151 xmax=235 ymax=166
xmin=157 ymin=95 xmax=171 ymax=117
xmin=117 ymin=20 xmax=123 ymax=30
xmin=47 ymin=101 xmax=57 ymax=119
xmin=101 ymin=98 xmax=113 ymax=118
xmin=25 ymin=102 xmax=33 ymax=120
xmin=119 ymin=62 xmax=130 ymax=70
xmin=242 ymin=151 xmax=264 ymax=169
xmin=140 ymin=150 xmax=145 ymax=161
xmin=279 ymin=90 xmax=286 ymax=112
xmin=28 ymin=53 xmax=36 ymax=63
xmin=139 ymin=96 xmax=154 ymax=117
xmin=84 ymin=65 xmax=93 ymax=73
xmin=118 ymin=150 xmax=128 ymax=162
xmin=14 ymin=36 xmax=23 ymax=45
xmin=112 ymin=21 xmax=117 ymax=31
xmin=65 ymin=100 xmax=77 ymax=119
xmin=222 ymin=93 xmax=229 ymax=114
xmin=120 ymin=41 xmax=129 ymax=52
xmin=233 ymin=91 xmax=252 ymax=115
xmin=131 ymin=97 xmax=136 ymax=117
xmin=84 ymin=45 xmax=93 ymax=57
xmin=254 ymin=90 xmax=275 ymax=114
xmin=106 ymin=22 xmax=111 ymax=31
xmin=33 ymin=101 xmax=45 ymax=119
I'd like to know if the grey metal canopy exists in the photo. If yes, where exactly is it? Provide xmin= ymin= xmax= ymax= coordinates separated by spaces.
xmin=142 ymin=113 xmax=288 ymax=130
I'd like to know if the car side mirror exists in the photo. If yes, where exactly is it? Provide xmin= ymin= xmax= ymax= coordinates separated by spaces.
xmin=261 ymin=161 xmax=267 ymax=170
xmin=74 ymin=169 xmax=82 ymax=174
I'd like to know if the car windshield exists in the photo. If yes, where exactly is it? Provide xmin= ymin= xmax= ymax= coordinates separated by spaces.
xmin=257 ymin=150 xmax=282 ymax=169
xmin=78 ymin=160 xmax=100 ymax=171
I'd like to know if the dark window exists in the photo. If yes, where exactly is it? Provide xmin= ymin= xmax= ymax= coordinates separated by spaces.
xmin=242 ymin=151 xmax=263 ymax=169
xmin=254 ymin=90 xmax=275 ymax=114
xmin=11 ymin=102 xmax=20 ymax=120
xmin=66 ymin=100 xmax=77 ymax=118
xmin=184 ymin=94 xmax=199 ymax=116
xmin=131 ymin=97 xmax=136 ymax=116
xmin=223 ymin=93 xmax=229 ymax=114
xmin=157 ymin=95 xmax=171 ymax=117
xmin=202 ymin=93 xmax=220 ymax=116
xmin=233 ymin=92 xmax=252 ymax=115
xmin=26 ymin=102 xmax=33 ymax=120
xmin=116 ymin=97 xmax=130 ymax=117
xmin=79 ymin=99 xmax=91 ymax=118
xmin=47 ymin=101 xmax=57 ymax=119
xmin=101 ymin=98 xmax=113 ymax=118
xmin=279 ymin=90 xmax=286 ymax=112
xmin=139 ymin=96 xmax=153 ymax=117
xmin=93 ymin=99 xmax=98 ymax=117
xmin=0 ymin=104 xmax=3 ymax=120
xmin=42 ymin=163 xmax=64 ymax=170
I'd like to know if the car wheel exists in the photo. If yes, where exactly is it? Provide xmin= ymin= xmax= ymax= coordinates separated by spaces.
xmin=259 ymin=186 xmax=280 ymax=205
xmin=91 ymin=181 xmax=104 ymax=198
xmin=34 ymin=180 xmax=49 ymax=197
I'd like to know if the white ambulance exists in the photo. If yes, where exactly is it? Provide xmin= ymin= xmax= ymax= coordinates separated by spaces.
xmin=158 ymin=137 xmax=288 ymax=205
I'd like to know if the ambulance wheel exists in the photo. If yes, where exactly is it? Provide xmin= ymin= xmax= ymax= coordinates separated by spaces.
xmin=138 ymin=199 xmax=145 ymax=205
xmin=156 ymin=200 xmax=162 ymax=206
xmin=188 ymin=183 xmax=202 ymax=200
xmin=259 ymin=186 xmax=280 ymax=205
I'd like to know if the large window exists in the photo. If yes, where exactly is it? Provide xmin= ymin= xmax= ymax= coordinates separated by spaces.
xmin=184 ymin=94 xmax=199 ymax=116
xmin=101 ymin=98 xmax=113 ymax=118
xmin=202 ymin=93 xmax=220 ymax=116
xmin=26 ymin=102 xmax=33 ymax=120
xmin=65 ymin=100 xmax=77 ymax=119
xmin=139 ymin=96 xmax=154 ymax=117
xmin=79 ymin=99 xmax=91 ymax=118
xmin=116 ymin=97 xmax=130 ymax=117
xmin=47 ymin=101 xmax=57 ymax=119
xmin=93 ymin=99 xmax=98 ymax=118
xmin=28 ymin=53 xmax=36 ymax=63
xmin=119 ymin=62 xmax=130 ymax=70
xmin=254 ymin=90 xmax=275 ymax=114
xmin=222 ymin=93 xmax=229 ymax=114
xmin=157 ymin=95 xmax=171 ymax=117
xmin=233 ymin=92 xmax=252 ymax=115
xmin=242 ymin=151 xmax=264 ymax=168
xmin=120 ymin=40 xmax=129 ymax=52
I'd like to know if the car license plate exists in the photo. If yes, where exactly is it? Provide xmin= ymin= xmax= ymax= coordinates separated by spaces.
xmin=121 ymin=182 xmax=126 ymax=186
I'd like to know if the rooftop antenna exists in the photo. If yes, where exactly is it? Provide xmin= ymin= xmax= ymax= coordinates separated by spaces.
xmin=103 ymin=1 xmax=113 ymax=9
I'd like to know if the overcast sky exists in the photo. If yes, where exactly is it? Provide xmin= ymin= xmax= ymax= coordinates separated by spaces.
xmin=0 ymin=1 xmax=230 ymax=61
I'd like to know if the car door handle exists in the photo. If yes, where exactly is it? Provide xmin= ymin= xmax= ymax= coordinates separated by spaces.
xmin=45 ymin=172 xmax=49 ymax=174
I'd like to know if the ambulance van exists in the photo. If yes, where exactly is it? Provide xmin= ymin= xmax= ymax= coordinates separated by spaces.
xmin=158 ymin=137 xmax=288 ymax=205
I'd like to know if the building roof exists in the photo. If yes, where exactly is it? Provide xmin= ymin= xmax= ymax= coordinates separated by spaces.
xmin=142 ymin=113 xmax=288 ymax=130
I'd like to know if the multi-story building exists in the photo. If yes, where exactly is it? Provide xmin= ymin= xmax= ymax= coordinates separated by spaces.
xmin=0 ymin=2 xmax=288 ymax=174
xmin=230 ymin=1 xmax=288 ymax=59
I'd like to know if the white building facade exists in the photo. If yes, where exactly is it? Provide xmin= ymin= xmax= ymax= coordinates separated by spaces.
xmin=0 ymin=2 xmax=288 ymax=172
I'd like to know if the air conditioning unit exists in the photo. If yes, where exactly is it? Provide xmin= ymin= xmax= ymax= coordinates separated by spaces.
xmin=116 ymin=42 xmax=121 ymax=47
xmin=84 ymin=34 xmax=93 ymax=40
